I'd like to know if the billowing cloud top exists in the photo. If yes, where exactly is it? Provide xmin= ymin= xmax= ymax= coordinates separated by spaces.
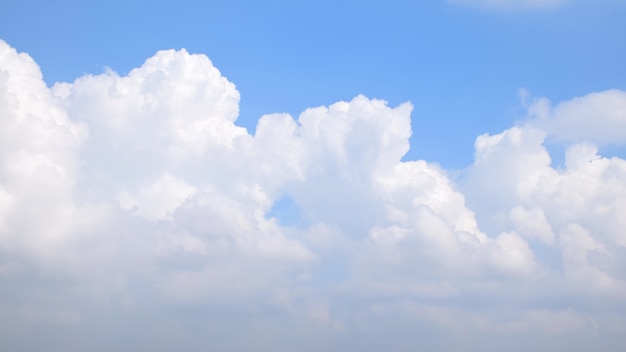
xmin=1 ymin=39 xmax=625 ymax=351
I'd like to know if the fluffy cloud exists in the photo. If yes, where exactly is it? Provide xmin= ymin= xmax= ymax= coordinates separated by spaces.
xmin=1 ymin=39 xmax=625 ymax=351
xmin=529 ymin=89 xmax=626 ymax=146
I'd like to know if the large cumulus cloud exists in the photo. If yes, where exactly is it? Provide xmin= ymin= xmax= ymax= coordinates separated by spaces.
xmin=1 ymin=40 xmax=625 ymax=351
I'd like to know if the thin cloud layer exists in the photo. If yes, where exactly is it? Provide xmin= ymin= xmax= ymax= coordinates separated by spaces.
xmin=1 ymin=40 xmax=625 ymax=351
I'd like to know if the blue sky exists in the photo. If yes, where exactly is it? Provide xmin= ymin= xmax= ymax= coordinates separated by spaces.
xmin=1 ymin=1 xmax=626 ymax=351
xmin=2 ymin=0 xmax=624 ymax=167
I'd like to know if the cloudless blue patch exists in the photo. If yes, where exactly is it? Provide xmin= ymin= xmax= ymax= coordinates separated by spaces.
xmin=543 ymin=141 xmax=568 ymax=170
xmin=599 ymin=144 xmax=626 ymax=161
xmin=267 ymin=194 xmax=306 ymax=228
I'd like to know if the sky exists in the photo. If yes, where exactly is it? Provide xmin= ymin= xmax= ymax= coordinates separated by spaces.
xmin=0 ymin=0 xmax=625 ymax=351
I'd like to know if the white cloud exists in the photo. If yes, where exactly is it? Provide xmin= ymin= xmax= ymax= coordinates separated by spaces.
xmin=460 ymin=91 xmax=626 ymax=298
xmin=529 ymin=89 xmax=626 ymax=146
xmin=449 ymin=0 xmax=565 ymax=11
xmin=118 ymin=172 xmax=196 ymax=221
xmin=510 ymin=205 xmax=556 ymax=244
xmin=1 ymin=39 xmax=626 ymax=351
